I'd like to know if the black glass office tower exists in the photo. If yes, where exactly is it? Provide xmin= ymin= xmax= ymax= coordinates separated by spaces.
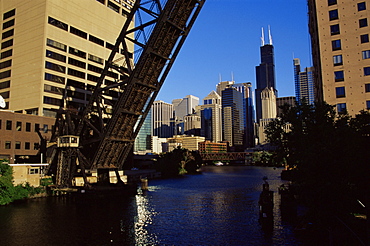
xmin=255 ymin=43 xmax=277 ymax=123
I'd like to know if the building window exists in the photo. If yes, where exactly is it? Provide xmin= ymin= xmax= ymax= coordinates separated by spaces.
xmin=334 ymin=71 xmax=344 ymax=82
xmin=88 ymin=64 xmax=103 ymax=74
xmin=35 ymin=123 xmax=39 ymax=132
xmin=89 ymin=35 xmax=104 ymax=46
xmin=0 ymin=70 xmax=11 ymax=79
xmin=364 ymin=67 xmax=370 ymax=76
xmin=25 ymin=142 xmax=30 ymax=150
xmin=45 ymin=61 xmax=66 ymax=73
xmin=6 ymin=120 xmax=11 ymax=130
xmin=2 ymin=29 xmax=14 ymax=39
xmin=44 ymin=73 xmax=65 ymax=84
xmin=87 ymin=74 xmax=100 ymax=82
xmin=88 ymin=54 xmax=104 ymax=65
xmin=5 ymin=141 xmax=11 ymax=149
xmin=1 ymin=39 xmax=13 ymax=49
xmin=367 ymin=101 xmax=370 ymax=109
xmin=26 ymin=122 xmax=31 ymax=132
xmin=15 ymin=141 xmax=21 ymax=149
xmin=361 ymin=34 xmax=369 ymax=43
xmin=69 ymin=47 xmax=86 ymax=59
xmin=68 ymin=68 xmax=85 ymax=79
xmin=43 ymin=96 xmax=62 ymax=106
xmin=16 ymin=121 xmax=21 ymax=131
xmin=47 ymin=38 xmax=67 ymax=52
xmin=44 ymin=84 xmax=64 ymax=95
xmin=67 ymin=79 xmax=85 ymax=90
xmin=106 ymin=42 xmax=114 ymax=50
xmin=1 ymin=49 xmax=12 ymax=59
xmin=336 ymin=87 xmax=345 ymax=98
xmin=3 ymin=9 xmax=15 ymax=20
xmin=48 ymin=16 xmax=68 ymax=31
xmin=108 ymin=1 xmax=120 ymax=13
xmin=329 ymin=9 xmax=338 ymax=21
xmin=330 ymin=24 xmax=340 ymax=35
xmin=0 ymin=80 xmax=10 ymax=89
xmin=332 ymin=39 xmax=341 ymax=51
xmin=34 ymin=143 xmax=39 ymax=150
xmin=359 ymin=18 xmax=368 ymax=28
xmin=29 ymin=168 xmax=39 ymax=175
xmin=70 ymin=26 xmax=87 ymax=39
xmin=68 ymin=57 xmax=86 ymax=69
xmin=365 ymin=83 xmax=370 ymax=92
xmin=2 ymin=19 xmax=14 ymax=30
xmin=333 ymin=55 xmax=342 ymax=66
xmin=363 ymin=50 xmax=370 ymax=59
xmin=0 ymin=60 xmax=12 ymax=69
xmin=328 ymin=0 xmax=337 ymax=6
xmin=337 ymin=103 xmax=347 ymax=113
xmin=358 ymin=2 xmax=366 ymax=11
xmin=46 ymin=50 xmax=66 ymax=63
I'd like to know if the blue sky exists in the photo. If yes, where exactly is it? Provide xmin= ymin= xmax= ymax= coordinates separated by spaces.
xmin=156 ymin=0 xmax=311 ymax=103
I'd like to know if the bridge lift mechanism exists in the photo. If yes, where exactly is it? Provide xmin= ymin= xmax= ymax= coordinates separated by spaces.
xmin=46 ymin=0 xmax=206 ymax=188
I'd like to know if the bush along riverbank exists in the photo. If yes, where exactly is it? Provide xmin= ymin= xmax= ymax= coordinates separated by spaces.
xmin=0 ymin=160 xmax=45 ymax=205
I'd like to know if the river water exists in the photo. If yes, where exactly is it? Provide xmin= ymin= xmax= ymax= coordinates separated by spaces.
xmin=0 ymin=166 xmax=304 ymax=246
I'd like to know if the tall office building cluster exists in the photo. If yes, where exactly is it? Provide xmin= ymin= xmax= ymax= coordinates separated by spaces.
xmin=0 ymin=0 xmax=134 ymax=117
xmin=308 ymin=0 xmax=370 ymax=115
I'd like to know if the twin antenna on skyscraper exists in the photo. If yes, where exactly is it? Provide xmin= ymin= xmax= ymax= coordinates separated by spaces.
xmin=261 ymin=25 xmax=273 ymax=46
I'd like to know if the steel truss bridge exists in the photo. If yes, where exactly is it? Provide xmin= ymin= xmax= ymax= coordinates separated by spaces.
xmin=46 ymin=0 xmax=205 ymax=188
xmin=200 ymin=152 xmax=252 ymax=162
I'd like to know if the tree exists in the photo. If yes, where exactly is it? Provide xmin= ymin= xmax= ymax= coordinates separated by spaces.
xmin=0 ymin=160 xmax=42 ymax=205
xmin=265 ymin=101 xmax=370 ymax=226
xmin=156 ymin=147 xmax=202 ymax=177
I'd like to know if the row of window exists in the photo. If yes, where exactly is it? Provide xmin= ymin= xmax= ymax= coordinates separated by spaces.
xmin=0 ymin=120 xmax=50 ymax=132
xmin=96 ymin=0 xmax=133 ymax=15
xmin=48 ymin=16 xmax=130 ymax=54
xmin=334 ymin=68 xmax=370 ymax=82
xmin=336 ymin=101 xmax=370 ymax=113
xmin=328 ymin=0 xmax=366 ymax=11
xmin=335 ymin=83 xmax=370 ymax=99
xmin=3 ymin=141 xmax=40 ymax=150
xmin=47 ymin=38 xmax=105 ymax=65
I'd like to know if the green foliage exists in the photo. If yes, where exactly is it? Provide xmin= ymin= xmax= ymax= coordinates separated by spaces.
xmin=265 ymin=101 xmax=370 ymax=224
xmin=156 ymin=147 xmax=202 ymax=177
xmin=0 ymin=161 xmax=43 ymax=205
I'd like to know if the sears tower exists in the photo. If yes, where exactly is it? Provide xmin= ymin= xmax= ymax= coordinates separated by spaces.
xmin=255 ymin=27 xmax=277 ymax=123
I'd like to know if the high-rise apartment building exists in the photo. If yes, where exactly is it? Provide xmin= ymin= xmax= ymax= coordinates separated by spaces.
xmin=152 ymin=100 xmax=174 ymax=138
xmin=200 ymin=91 xmax=222 ymax=143
xmin=308 ymin=0 xmax=370 ymax=114
xmin=0 ymin=0 xmax=134 ymax=117
xmin=255 ymin=28 xmax=277 ymax=123
xmin=294 ymin=58 xmax=315 ymax=104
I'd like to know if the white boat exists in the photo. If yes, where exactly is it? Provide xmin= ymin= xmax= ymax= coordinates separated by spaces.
xmin=214 ymin=161 xmax=224 ymax=166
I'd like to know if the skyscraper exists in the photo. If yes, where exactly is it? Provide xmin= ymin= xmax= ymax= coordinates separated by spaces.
xmin=152 ymin=100 xmax=174 ymax=138
xmin=172 ymin=95 xmax=199 ymax=134
xmin=255 ymin=27 xmax=277 ymax=123
xmin=308 ymin=0 xmax=370 ymax=115
xmin=233 ymin=82 xmax=255 ymax=147
xmin=222 ymin=87 xmax=244 ymax=150
xmin=134 ymin=109 xmax=152 ymax=154
xmin=0 ymin=0 xmax=134 ymax=116
xmin=200 ymin=91 xmax=222 ymax=143
xmin=294 ymin=58 xmax=315 ymax=104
